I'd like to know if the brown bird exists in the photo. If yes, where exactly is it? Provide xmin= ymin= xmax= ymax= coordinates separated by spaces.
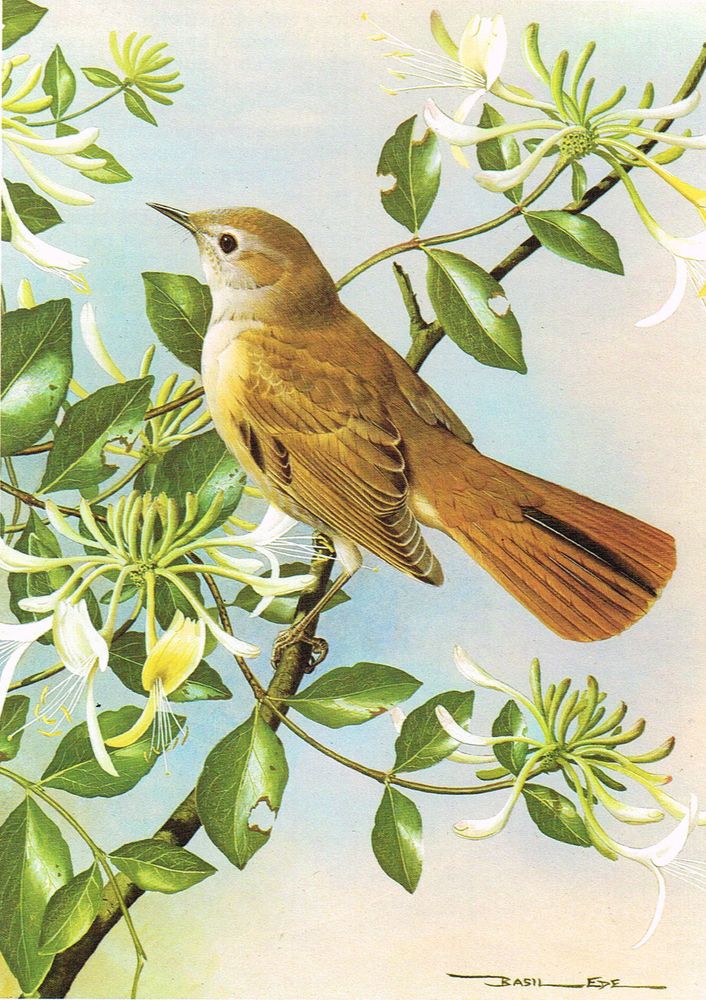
xmin=150 ymin=203 xmax=676 ymax=655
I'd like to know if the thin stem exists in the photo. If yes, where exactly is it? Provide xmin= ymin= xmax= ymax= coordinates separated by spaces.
xmin=30 ymin=86 xmax=126 ymax=127
xmin=336 ymin=163 xmax=566 ymax=290
xmin=3 ymin=457 xmax=22 ymax=536
xmin=89 ymin=458 xmax=148 ymax=507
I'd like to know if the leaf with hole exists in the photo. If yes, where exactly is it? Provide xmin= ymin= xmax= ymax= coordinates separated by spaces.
xmin=197 ymin=709 xmax=289 ymax=869
xmin=377 ymin=115 xmax=441 ymax=233
xmin=426 ymin=249 xmax=526 ymax=373
xmin=40 ymin=376 xmax=154 ymax=493
xmin=1 ymin=299 xmax=72 ymax=455
xmin=284 ymin=662 xmax=422 ymax=728
xmin=109 ymin=839 xmax=216 ymax=893
xmin=393 ymin=690 xmax=474 ymax=773
xmin=371 ymin=786 xmax=423 ymax=893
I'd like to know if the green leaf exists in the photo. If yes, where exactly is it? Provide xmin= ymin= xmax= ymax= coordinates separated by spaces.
xmin=476 ymin=104 xmax=522 ymax=204
xmin=123 ymin=88 xmax=158 ymax=125
xmin=153 ymin=574 xmax=203 ymax=631
xmin=8 ymin=509 xmax=71 ymax=633
xmin=491 ymin=700 xmax=529 ymax=775
xmin=232 ymin=560 xmax=350 ymax=625
xmin=38 ymin=862 xmax=102 ymax=955
xmin=426 ymin=249 xmax=526 ymax=373
xmin=81 ymin=67 xmax=122 ymax=88
xmin=110 ymin=631 xmax=231 ymax=702
xmin=197 ymin=709 xmax=289 ymax=869
xmin=284 ymin=663 xmax=422 ymax=728
xmin=0 ymin=696 xmax=29 ymax=761
xmin=109 ymin=839 xmax=216 ymax=893
xmin=522 ymin=783 xmax=592 ymax=847
xmin=523 ymin=210 xmax=624 ymax=274
xmin=40 ymin=706 xmax=184 ymax=797
xmin=0 ymin=299 xmax=72 ymax=455
xmin=371 ymin=786 xmax=423 ymax=893
xmin=2 ymin=0 xmax=47 ymax=48
xmin=1 ymin=179 xmax=62 ymax=240
xmin=40 ymin=376 xmax=154 ymax=493
xmin=142 ymin=272 xmax=212 ymax=371
xmin=42 ymin=45 xmax=76 ymax=119
xmin=56 ymin=123 xmax=131 ymax=184
xmin=151 ymin=429 xmax=245 ymax=525
xmin=377 ymin=115 xmax=441 ymax=233
xmin=571 ymin=161 xmax=587 ymax=203
xmin=0 ymin=799 xmax=72 ymax=993
xmin=393 ymin=690 xmax=474 ymax=773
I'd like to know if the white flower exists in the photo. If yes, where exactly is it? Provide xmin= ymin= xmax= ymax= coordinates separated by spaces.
xmin=451 ymin=755 xmax=537 ymax=840
xmin=80 ymin=304 xmax=127 ymax=382
xmin=636 ymin=228 xmax=706 ymax=327
xmin=0 ymin=616 xmax=53 ymax=718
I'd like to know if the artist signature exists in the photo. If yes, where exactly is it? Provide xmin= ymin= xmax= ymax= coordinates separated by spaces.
xmin=447 ymin=973 xmax=667 ymax=991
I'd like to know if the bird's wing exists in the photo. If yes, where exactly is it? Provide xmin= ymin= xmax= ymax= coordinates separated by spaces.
xmin=225 ymin=329 xmax=443 ymax=584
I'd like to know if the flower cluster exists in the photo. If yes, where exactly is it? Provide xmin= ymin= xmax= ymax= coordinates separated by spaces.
xmin=108 ymin=31 xmax=183 ymax=105
xmin=370 ymin=12 xmax=706 ymax=326
xmin=0 ymin=494 xmax=316 ymax=770
xmin=434 ymin=647 xmax=704 ymax=948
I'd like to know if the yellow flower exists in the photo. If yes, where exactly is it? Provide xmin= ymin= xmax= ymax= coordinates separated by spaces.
xmin=106 ymin=611 xmax=205 ymax=754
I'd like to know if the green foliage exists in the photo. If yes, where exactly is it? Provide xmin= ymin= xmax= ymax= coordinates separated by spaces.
xmin=426 ymin=249 xmax=526 ymax=373
xmin=0 ymin=798 xmax=73 ymax=993
xmin=522 ymin=783 xmax=592 ymax=847
xmin=2 ymin=0 xmax=47 ymax=49
xmin=393 ymin=690 xmax=474 ymax=773
xmin=571 ymin=161 xmax=588 ymax=202
xmin=491 ymin=700 xmax=529 ymax=775
xmin=0 ymin=299 xmax=73 ymax=456
xmin=40 ymin=376 xmax=154 ymax=493
xmin=377 ymin=116 xmax=441 ymax=233
xmin=109 ymin=839 xmax=216 ymax=893
xmin=0 ymin=696 xmax=29 ymax=761
xmin=81 ymin=67 xmax=122 ymax=88
xmin=110 ymin=631 xmax=232 ymax=702
xmin=38 ymin=862 xmax=103 ymax=955
xmin=40 ymin=706 xmax=184 ymax=797
xmin=124 ymin=88 xmax=158 ymax=125
xmin=197 ymin=710 xmax=289 ymax=869
xmin=142 ymin=272 xmax=212 ymax=371
xmin=154 ymin=574 xmax=204 ymax=631
xmin=152 ymin=428 xmax=245 ymax=525
xmin=476 ymin=104 xmax=523 ymax=204
xmin=42 ymin=44 xmax=76 ymax=119
xmin=283 ymin=663 xmax=422 ymax=728
xmin=1 ymin=180 xmax=62 ymax=241
xmin=232 ymin=561 xmax=350 ymax=625
xmin=523 ymin=210 xmax=624 ymax=274
xmin=56 ymin=124 xmax=132 ymax=184
xmin=371 ymin=785 xmax=423 ymax=893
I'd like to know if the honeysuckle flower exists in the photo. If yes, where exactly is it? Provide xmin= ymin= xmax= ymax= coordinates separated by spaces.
xmin=433 ymin=650 xmax=702 ymax=944
xmin=368 ymin=11 xmax=508 ymax=166
xmin=105 ymin=611 xmax=204 ymax=767
xmin=1 ymin=600 xmax=116 ymax=776
xmin=80 ymin=303 xmax=127 ymax=382
xmin=109 ymin=32 xmax=183 ymax=105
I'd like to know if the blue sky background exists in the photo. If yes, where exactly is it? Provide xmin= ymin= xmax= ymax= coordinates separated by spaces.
xmin=2 ymin=1 xmax=706 ymax=997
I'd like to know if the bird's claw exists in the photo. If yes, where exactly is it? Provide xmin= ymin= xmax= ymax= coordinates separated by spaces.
xmin=271 ymin=629 xmax=329 ymax=672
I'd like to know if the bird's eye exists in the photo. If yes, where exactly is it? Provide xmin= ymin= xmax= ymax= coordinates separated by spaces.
xmin=219 ymin=233 xmax=238 ymax=254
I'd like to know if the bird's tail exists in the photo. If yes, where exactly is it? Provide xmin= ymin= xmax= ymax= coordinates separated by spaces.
xmin=426 ymin=445 xmax=676 ymax=641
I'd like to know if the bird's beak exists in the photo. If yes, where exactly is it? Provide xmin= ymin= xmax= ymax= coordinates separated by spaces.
xmin=147 ymin=202 xmax=196 ymax=233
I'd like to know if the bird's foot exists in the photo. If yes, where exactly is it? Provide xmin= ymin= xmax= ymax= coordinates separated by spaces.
xmin=271 ymin=628 xmax=329 ymax=672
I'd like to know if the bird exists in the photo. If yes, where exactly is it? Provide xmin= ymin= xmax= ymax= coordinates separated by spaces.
xmin=149 ymin=202 xmax=676 ymax=658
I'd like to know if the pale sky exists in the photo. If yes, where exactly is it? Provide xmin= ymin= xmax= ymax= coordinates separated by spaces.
xmin=2 ymin=1 xmax=706 ymax=998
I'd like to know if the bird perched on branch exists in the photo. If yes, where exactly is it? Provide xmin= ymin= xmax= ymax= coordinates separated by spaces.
xmin=150 ymin=203 xmax=676 ymax=662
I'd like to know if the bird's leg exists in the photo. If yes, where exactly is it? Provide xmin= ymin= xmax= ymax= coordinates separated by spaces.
xmin=270 ymin=537 xmax=361 ymax=671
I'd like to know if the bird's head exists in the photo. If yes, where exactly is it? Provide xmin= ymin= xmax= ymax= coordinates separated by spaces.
xmin=148 ymin=203 xmax=338 ymax=324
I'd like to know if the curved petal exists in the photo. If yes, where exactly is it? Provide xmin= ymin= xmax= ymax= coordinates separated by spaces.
xmin=160 ymin=571 xmax=261 ymax=658
xmin=474 ymin=130 xmax=568 ymax=192
xmin=636 ymin=257 xmax=688 ymax=327
xmin=6 ymin=142 xmax=95 ymax=206
xmin=85 ymin=664 xmax=118 ymax=775
xmin=436 ymin=705 xmax=493 ymax=745
xmin=105 ymin=690 xmax=157 ymax=748
xmin=53 ymin=600 xmax=109 ymax=676
xmin=247 ymin=571 xmax=316 ymax=597
xmin=599 ymin=90 xmax=700 ymax=124
xmin=633 ymin=866 xmax=666 ymax=949
xmin=0 ymin=616 xmax=53 ymax=716
xmin=7 ymin=126 xmax=100 ymax=156
xmin=142 ymin=613 xmax=205 ymax=695
xmin=80 ymin=304 xmax=127 ymax=382
xmin=453 ymin=756 xmax=534 ymax=840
